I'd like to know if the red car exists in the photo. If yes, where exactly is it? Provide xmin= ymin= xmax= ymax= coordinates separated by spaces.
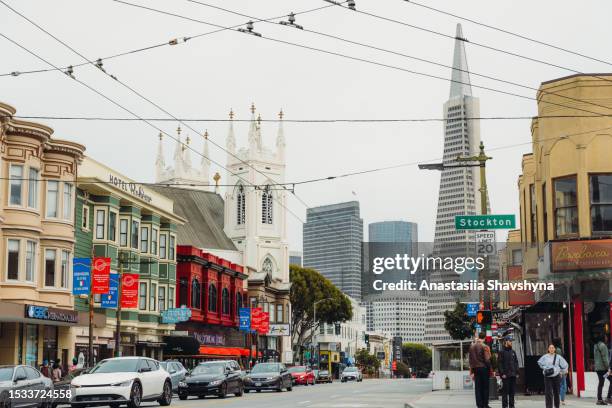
xmin=288 ymin=366 xmax=316 ymax=386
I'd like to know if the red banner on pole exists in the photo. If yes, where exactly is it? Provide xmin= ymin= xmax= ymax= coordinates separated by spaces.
xmin=121 ymin=273 xmax=139 ymax=309
xmin=91 ymin=257 xmax=111 ymax=294
xmin=258 ymin=312 xmax=269 ymax=335
xmin=251 ymin=307 xmax=262 ymax=332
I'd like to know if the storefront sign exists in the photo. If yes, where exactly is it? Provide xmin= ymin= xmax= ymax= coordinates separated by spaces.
xmin=239 ymin=307 xmax=251 ymax=332
xmin=193 ymin=332 xmax=225 ymax=345
xmin=267 ymin=323 xmax=290 ymax=336
xmin=92 ymin=257 xmax=111 ymax=294
xmin=101 ymin=273 xmax=119 ymax=308
xmin=258 ymin=312 xmax=269 ymax=335
xmin=109 ymin=174 xmax=153 ymax=204
xmin=120 ymin=273 xmax=139 ymax=308
xmin=551 ymin=239 xmax=612 ymax=272
xmin=25 ymin=305 xmax=78 ymax=324
xmin=161 ymin=307 xmax=192 ymax=324
xmin=72 ymin=258 xmax=91 ymax=295
xmin=251 ymin=307 xmax=262 ymax=333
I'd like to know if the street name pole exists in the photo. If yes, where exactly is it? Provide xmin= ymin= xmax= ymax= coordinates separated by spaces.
xmin=88 ymin=247 xmax=94 ymax=368
xmin=115 ymin=253 xmax=125 ymax=358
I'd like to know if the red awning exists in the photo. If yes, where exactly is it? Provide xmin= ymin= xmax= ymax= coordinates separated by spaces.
xmin=199 ymin=346 xmax=251 ymax=357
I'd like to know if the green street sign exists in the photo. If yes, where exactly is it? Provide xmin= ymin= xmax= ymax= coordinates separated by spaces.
xmin=455 ymin=214 xmax=516 ymax=230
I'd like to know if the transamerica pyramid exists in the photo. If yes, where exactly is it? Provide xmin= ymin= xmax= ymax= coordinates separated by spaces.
xmin=424 ymin=24 xmax=490 ymax=343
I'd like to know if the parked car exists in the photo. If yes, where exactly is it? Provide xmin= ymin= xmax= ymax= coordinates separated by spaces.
xmin=70 ymin=357 xmax=172 ymax=408
xmin=0 ymin=365 xmax=53 ymax=408
xmin=177 ymin=361 xmax=242 ymax=400
xmin=52 ymin=368 xmax=87 ymax=406
xmin=159 ymin=362 xmax=187 ymax=392
xmin=316 ymin=369 xmax=332 ymax=384
xmin=287 ymin=366 xmax=315 ymax=386
xmin=243 ymin=363 xmax=292 ymax=393
xmin=340 ymin=366 xmax=362 ymax=382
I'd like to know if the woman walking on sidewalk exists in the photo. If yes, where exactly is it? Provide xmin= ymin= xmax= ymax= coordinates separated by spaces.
xmin=538 ymin=344 xmax=569 ymax=408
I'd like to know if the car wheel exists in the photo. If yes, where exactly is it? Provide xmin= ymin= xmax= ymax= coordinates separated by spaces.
xmin=235 ymin=384 xmax=243 ymax=397
xmin=287 ymin=384 xmax=293 ymax=392
xmin=256 ymin=389 xmax=261 ymax=393
xmin=178 ymin=393 xmax=187 ymax=401
xmin=198 ymin=395 xmax=206 ymax=399
xmin=218 ymin=383 xmax=227 ymax=398
xmin=127 ymin=382 xmax=142 ymax=408
xmin=0 ymin=392 xmax=11 ymax=408
xmin=158 ymin=380 xmax=172 ymax=406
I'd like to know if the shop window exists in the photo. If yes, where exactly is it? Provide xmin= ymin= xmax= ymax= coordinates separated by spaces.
xmin=222 ymin=288 xmax=230 ymax=315
xmin=63 ymin=183 xmax=72 ymax=220
xmin=25 ymin=241 xmax=36 ymax=282
xmin=108 ymin=212 xmax=117 ymax=242
xmin=46 ymin=181 xmax=59 ymax=218
xmin=151 ymin=229 xmax=158 ymax=256
xmin=554 ymin=176 xmax=578 ymax=237
xmin=61 ymin=250 xmax=69 ymax=288
xmin=208 ymin=283 xmax=217 ymax=312
xmin=28 ymin=168 xmax=39 ymax=209
xmin=120 ymin=219 xmax=128 ymax=247
xmin=159 ymin=234 xmax=167 ymax=259
xmin=150 ymin=282 xmax=157 ymax=311
xmin=139 ymin=282 xmax=147 ymax=310
xmin=178 ymin=278 xmax=188 ymax=307
xmin=131 ymin=220 xmax=139 ymax=249
xmin=25 ymin=324 xmax=38 ymax=367
xmin=140 ymin=226 xmax=149 ymax=253
xmin=191 ymin=279 xmax=201 ymax=309
xmin=169 ymin=235 xmax=175 ymax=260
xmin=44 ymin=249 xmax=56 ymax=287
xmin=590 ymin=174 xmax=612 ymax=233
xmin=158 ymin=286 xmax=166 ymax=312
xmin=95 ymin=210 xmax=105 ymax=239
xmin=7 ymin=239 xmax=20 ymax=280
xmin=168 ymin=285 xmax=175 ymax=309
xmin=9 ymin=164 xmax=23 ymax=206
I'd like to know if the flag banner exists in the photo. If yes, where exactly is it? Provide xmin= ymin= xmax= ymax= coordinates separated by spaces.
xmin=92 ymin=257 xmax=111 ymax=294
xmin=239 ymin=307 xmax=251 ymax=332
xmin=101 ymin=273 xmax=119 ymax=308
xmin=72 ymin=258 xmax=91 ymax=295
xmin=251 ymin=307 xmax=262 ymax=332
xmin=258 ymin=312 xmax=270 ymax=335
xmin=120 ymin=273 xmax=139 ymax=309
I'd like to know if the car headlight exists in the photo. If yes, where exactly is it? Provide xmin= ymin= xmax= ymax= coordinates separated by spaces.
xmin=209 ymin=379 xmax=223 ymax=386
xmin=267 ymin=376 xmax=277 ymax=381
xmin=111 ymin=380 xmax=133 ymax=387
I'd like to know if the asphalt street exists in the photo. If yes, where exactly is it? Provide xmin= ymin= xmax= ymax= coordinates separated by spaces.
xmin=144 ymin=379 xmax=432 ymax=408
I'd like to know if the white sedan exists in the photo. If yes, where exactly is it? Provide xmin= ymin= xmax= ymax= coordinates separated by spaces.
xmin=340 ymin=367 xmax=363 ymax=382
xmin=70 ymin=357 xmax=172 ymax=408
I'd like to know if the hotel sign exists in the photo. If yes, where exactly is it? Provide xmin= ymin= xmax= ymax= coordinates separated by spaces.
xmin=108 ymin=174 xmax=152 ymax=204
xmin=551 ymin=239 xmax=612 ymax=272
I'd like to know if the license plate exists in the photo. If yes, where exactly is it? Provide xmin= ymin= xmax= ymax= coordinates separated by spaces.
xmin=255 ymin=382 xmax=262 ymax=387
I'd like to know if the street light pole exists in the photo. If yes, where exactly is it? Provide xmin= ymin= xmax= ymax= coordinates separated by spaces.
xmin=115 ymin=252 xmax=126 ymax=358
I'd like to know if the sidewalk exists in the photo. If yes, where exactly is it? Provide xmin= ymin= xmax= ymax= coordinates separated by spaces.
xmin=406 ymin=390 xmax=599 ymax=408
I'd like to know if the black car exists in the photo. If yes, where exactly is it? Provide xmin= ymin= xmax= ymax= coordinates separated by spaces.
xmin=243 ymin=363 xmax=292 ymax=393
xmin=178 ymin=361 xmax=243 ymax=400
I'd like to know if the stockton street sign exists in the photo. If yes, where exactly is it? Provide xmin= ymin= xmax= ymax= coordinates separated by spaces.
xmin=455 ymin=214 xmax=516 ymax=230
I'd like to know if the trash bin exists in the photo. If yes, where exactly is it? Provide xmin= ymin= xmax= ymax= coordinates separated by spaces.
xmin=489 ymin=377 xmax=499 ymax=400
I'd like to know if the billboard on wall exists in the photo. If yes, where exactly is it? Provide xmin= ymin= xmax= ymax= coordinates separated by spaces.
xmin=551 ymin=239 xmax=612 ymax=272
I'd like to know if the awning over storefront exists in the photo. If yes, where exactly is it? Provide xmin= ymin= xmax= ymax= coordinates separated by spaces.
xmin=198 ymin=346 xmax=255 ymax=357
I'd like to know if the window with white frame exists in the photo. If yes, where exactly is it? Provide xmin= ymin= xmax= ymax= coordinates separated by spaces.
xmin=7 ymin=239 xmax=20 ymax=280
xmin=108 ymin=211 xmax=117 ymax=242
xmin=131 ymin=220 xmax=139 ymax=249
xmin=151 ymin=228 xmax=158 ymax=256
xmin=25 ymin=241 xmax=36 ymax=282
xmin=46 ymin=181 xmax=59 ymax=218
xmin=9 ymin=165 xmax=23 ymax=206
xmin=139 ymin=282 xmax=147 ymax=310
xmin=28 ymin=168 xmax=39 ymax=209
xmin=237 ymin=185 xmax=245 ymax=225
xmin=63 ymin=183 xmax=72 ymax=220
xmin=261 ymin=189 xmax=273 ymax=224
xmin=159 ymin=233 xmax=167 ymax=259
xmin=44 ymin=249 xmax=56 ymax=287
xmin=140 ymin=226 xmax=149 ymax=253
xmin=158 ymin=286 xmax=166 ymax=312
xmin=150 ymin=282 xmax=157 ymax=311
xmin=95 ymin=210 xmax=105 ymax=239
xmin=169 ymin=235 xmax=175 ymax=260
xmin=168 ymin=285 xmax=174 ymax=309
xmin=61 ymin=250 xmax=69 ymax=288
xmin=119 ymin=219 xmax=128 ymax=247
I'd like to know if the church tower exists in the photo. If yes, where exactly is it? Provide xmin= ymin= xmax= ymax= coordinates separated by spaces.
xmin=155 ymin=126 xmax=212 ymax=190
xmin=223 ymin=104 xmax=289 ymax=285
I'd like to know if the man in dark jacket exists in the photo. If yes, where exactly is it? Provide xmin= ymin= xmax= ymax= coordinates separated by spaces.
xmin=469 ymin=332 xmax=491 ymax=408
xmin=498 ymin=338 xmax=519 ymax=408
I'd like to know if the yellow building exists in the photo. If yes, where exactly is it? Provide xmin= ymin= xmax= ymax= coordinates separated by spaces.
xmin=0 ymin=101 xmax=92 ymax=368
xmin=517 ymin=74 xmax=612 ymax=397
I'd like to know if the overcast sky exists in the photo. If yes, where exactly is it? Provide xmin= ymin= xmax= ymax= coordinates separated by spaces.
xmin=2 ymin=0 xmax=611 ymax=251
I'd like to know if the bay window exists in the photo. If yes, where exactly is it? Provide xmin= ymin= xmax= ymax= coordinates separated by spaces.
xmin=554 ymin=176 xmax=578 ymax=237
xmin=119 ymin=219 xmax=128 ymax=247
xmin=158 ymin=286 xmax=166 ymax=312
xmin=108 ymin=212 xmax=117 ymax=242
xmin=9 ymin=165 xmax=23 ymax=206
xmin=28 ymin=168 xmax=39 ymax=209
xmin=61 ymin=250 xmax=69 ymax=288
xmin=46 ymin=181 xmax=59 ymax=218
xmin=25 ymin=241 xmax=35 ymax=282
xmin=590 ymin=174 xmax=612 ymax=233
xmin=169 ymin=235 xmax=175 ymax=260
xmin=131 ymin=220 xmax=139 ymax=249
xmin=7 ymin=239 xmax=20 ymax=280
xmin=140 ymin=226 xmax=149 ymax=253
xmin=150 ymin=282 xmax=157 ymax=311
xmin=151 ymin=229 xmax=158 ymax=256
xmin=62 ymin=183 xmax=72 ymax=220
xmin=159 ymin=234 xmax=167 ymax=259
xmin=168 ymin=286 xmax=175 ymax=309
xmin=276 ymin=304 xmax=283 ymax=323
xmin=44 ymin=249 xmax=56 ymax=287
xmin=139 ymin=282 xmax=147 ymax=310
xmin=95 ymin=210 xmax=105 ymax=239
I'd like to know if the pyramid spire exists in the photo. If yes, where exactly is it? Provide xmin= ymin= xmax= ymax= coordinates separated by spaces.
xmin=173 ymin=126 xmax=184 ymax=179
xmin=183 ymin=135 xmax=192 ymax=172
xmin=201 ymin=130 xmax=211 ymax=183
xmin=226 ymin=109 xmax=236 ymax=154
xmin=276 ymin=109 xmax=285 ymax=161
xmin=449 ymin=23 xmax=472 ymax=98
xmin=248 ymin=103 xmax=259 ymax=153
xmin=155 ymin=132 xmax=165 ymax=182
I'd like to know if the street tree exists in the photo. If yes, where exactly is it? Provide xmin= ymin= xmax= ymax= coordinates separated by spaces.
xmin=355 ymin=348 xmax=380 ymax=376
xmin=290 ymin=265 xmax=353 ymax=358
xmin=401 ymin=343 xmax=432 ymax=376
xmin=443 ymin=301 xmax=475 ymax=340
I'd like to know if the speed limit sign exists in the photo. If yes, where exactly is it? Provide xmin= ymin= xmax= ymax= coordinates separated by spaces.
xmin=475 ymin=231 xmax=496 ymax=256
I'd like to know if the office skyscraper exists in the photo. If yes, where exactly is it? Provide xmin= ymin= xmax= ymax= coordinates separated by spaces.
xmin=303 ymin=201 xmax=364 ymax=301
xmin=424 ymin=24 xmax=490 ymax=343
xmin=369 ymin=221 xmax=418 ymax=245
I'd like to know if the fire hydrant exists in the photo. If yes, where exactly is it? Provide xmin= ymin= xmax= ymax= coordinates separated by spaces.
xmin=445 ymin=376 xmax=450 ymax=390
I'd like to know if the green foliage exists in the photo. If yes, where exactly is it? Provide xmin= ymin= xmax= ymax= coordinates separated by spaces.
xmin=396 ymin=361 xmax=411 ymax=378
xmin=401 ymin=343 xmax=432 ymax=375
xmin=355 ymin=348 xmax=380 ymax=375
xmin=443 ymin=302 xmax=475 ymax=340
xmin=290 ymin=265 xmax=353 ymax=349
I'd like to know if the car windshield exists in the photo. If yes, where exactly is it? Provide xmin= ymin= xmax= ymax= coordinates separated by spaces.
xmin=288 ymin=366 xmax=305 ymax=373
xmin=90 ymin=359 xmax=139 ymax=373
xmin=344 ymin=367 xmax=357 ymax=372
xmin=0 ymin=367 xmax=13 ymax=381
xmin=192 ymin=364 xmax=224 ymax=375
xmin=251 ymin=363 xmax=280 ymax=373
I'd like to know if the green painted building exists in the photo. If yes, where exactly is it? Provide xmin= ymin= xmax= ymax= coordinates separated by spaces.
xmin=73 ymin=157 xmax=184 ymax=362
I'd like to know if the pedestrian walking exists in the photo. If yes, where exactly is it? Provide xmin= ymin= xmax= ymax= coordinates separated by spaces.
xmin=51 ymin=362 xmax=62 ymax=383
xmin=538 ymin=343 xmax=569 ymax=408
xmin=553 ymin=339 xmax=567 ymax=405
xmin=498 ymin=338 xmax=519 ymax=408
xmin=39 ymin=360 xmax=49 ymax=378
xmin=594 ymin=336 xmax=611 ymax=405
xmin=469 ymin=332 xmax=491 ymax=408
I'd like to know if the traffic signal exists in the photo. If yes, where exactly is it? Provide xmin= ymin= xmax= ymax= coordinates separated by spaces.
xmin=364 ymin=333 xmax=370 ymax=346
xmin=476 ymin=310 xmax=492 ymax=325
